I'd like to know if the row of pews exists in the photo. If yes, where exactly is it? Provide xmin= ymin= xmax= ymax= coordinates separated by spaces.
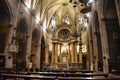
xmin=0 ymin=68 xmax=120 ymax=80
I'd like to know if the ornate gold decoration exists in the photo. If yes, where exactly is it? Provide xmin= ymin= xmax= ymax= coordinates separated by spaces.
xmin=58 ymin=29 xmax=70 ymax=40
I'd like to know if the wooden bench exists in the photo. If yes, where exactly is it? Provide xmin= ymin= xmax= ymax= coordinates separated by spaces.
xmin=0 ymin=68 xmax=93 ymax=74
xmin=43 ymin=69 xmax=93 ymax=73
xmin=65 ymin=73 xmax=108 ymax=78
xmin=58 ymin=77 xmax=120 ymax=80
xmin=28 ymin=72 xmax=108 ymax=78
xmin=0 ymin=73 xmax=119 ymax=80
xmin=28 ymin=72 xmax=65 ymax=77
xmin=0 ymin=73 xmax=56 ymax=80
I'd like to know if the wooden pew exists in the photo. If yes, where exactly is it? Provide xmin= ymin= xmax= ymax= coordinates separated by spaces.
xmin=42 ymin=69 xmax=93 ymax=73
xmin=27 ymin=72 xmax=65 ymax=77
xmin=0 ymin=68 xmax=93 ymax=73
xmin=0 ymin=73 xmax=56 ymax=80
xmin=28 ymin=72 xmax=108 ymax=78
xmin=0 ymin=73 xmax=119 ymax=80
xmin=65 ymin=73 xmax=108 ymax=78
xmin=57 ymin=77 xmax=120 ymax=80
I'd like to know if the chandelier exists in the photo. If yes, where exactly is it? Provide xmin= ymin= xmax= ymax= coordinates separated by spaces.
xmin=69 ymin=0 xmax=92 ymax=52
xmin=68 ymin=0 xmax=82 ymax=54
xmin=69 ymin=0 xmax=92 ymax=14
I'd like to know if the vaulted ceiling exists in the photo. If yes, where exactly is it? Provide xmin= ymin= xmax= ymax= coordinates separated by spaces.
xmin=24 ymin=0 xmax=90 ymax=30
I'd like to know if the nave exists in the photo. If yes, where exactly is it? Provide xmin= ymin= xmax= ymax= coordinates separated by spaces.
xmin=0 ymin=0 xmax=120 ymax=80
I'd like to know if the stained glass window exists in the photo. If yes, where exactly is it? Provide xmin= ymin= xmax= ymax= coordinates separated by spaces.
xmin=64 ymin=16 xmax=70 ymax=24
xmin=51 ymin=16 xmax=56 ymax=27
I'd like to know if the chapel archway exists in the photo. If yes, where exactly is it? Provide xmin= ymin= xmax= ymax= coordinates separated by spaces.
xmin=0 ymin=0 xmax=12 ymax=67
xmin=103 ymin=0 xmax=120 ymax=73
xmin=31 ymin=28 xmax=40 ymax=68
xmin=40 ymin=36 xmax=45 ymax=69
xmin=15 ymin=19 xmax=28 ymax=68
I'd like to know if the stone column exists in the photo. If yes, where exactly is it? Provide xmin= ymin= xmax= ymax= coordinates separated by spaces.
xmin=99 ymin=21 xmax=109 ymax=73
xmin=5 ymin=0 xmax=22 ymax=68
xmin=60 ymin=44 xmax=62 ymax=62
xmin=55 ymin=43 xmax=58 ymax=65
xmin=45 ymin=45 xmax=49 ymax=64
xmin=97 ymin=0 xmax=109 ymax=73
xmin=51 ymin=42 xmax=55 ymax=67
xmin=87 ymin=23 xmax=94 ymax=70
xmin=71 ymin=42 xmax=75 ymax=63
xmin=74 ymin=42 xmax=78 ymax=63
xmin=36 ymin=45 xmax=40 ymax=68
xmin=68 ymin=43 xmax=70 ymax=63
xmin=79 ymin=52 xmax=83 ymax=63
xmin=90 ymin=8 xmax=99 ymax=71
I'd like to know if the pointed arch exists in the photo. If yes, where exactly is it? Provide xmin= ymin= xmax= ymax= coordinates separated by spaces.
xmin=15 ymin=18 xmax=28 ymax=68
xmin=102 ymin=0 xmax=120 ymax=73
xmin=31 ymin=28 xmax=40 ymax=68
xmin=0 ymin=0 xmax=12 ymax=26
xmin=0 ymin=0 xmax=12 ymax=55
xmin=61 ymin=12 xmax=73 ymax=25
xmin=103 ymin=0 xmax=117 ymax=18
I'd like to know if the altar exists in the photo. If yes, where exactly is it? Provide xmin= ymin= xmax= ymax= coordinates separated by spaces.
xmin=57 ymin=62 xmax=68 ymax=68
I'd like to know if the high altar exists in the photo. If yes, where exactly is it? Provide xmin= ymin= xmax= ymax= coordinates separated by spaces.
xmin=50 ymin=23 xmax=83 ymax=68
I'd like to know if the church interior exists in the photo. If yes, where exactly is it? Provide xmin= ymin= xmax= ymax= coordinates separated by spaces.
xmin=0 ymin=0 xmax=120 ymax=79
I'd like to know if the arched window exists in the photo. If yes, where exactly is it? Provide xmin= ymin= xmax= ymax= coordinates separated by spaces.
xmin=51 ymin=16 xmax=56 ymax=27
xmin=24 ymin=0 xmax=31 ymax=9
xmin=63 ymin=16 xmax=70 ymax=24
xmin=78 ymin=17 xmax=83 ymax=25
